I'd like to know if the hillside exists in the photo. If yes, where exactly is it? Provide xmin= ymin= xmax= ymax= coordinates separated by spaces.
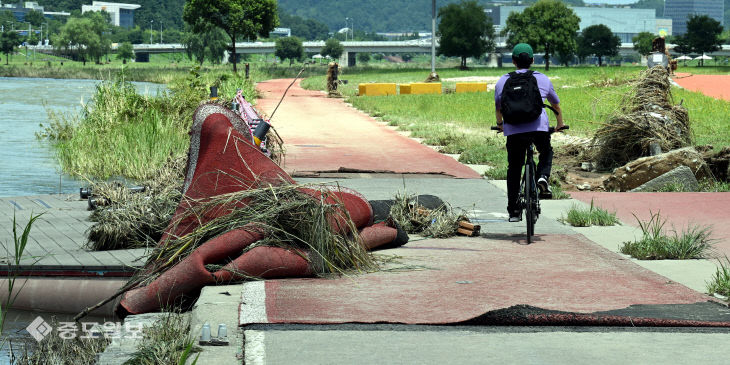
xmin=31 ymin=0 xmax=730 ymax=35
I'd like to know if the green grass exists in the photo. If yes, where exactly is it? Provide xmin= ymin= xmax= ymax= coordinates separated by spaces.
xmin=560 ymin=199 xmax=619 ymax=227
xmin=124 ymin=312 xmax=199 ymax=365
xmin=620 ymin=212 xmax=716 ymax=260
xmin=37 ymin=65 xmax=259 ymax=180
xmin=707 ymin=256 xmax=730 ymax=299
xmin=300 ymin=65 xmax=730 ymax=175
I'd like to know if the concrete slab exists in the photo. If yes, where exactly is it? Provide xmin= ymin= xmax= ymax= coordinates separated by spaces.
xmin=0 ymin=194 xmax=144 ymax=276
xmin=189 ymin=285 xmax=245 ymax=364
xmin=244 ymin=326 xmax=730 ymax=365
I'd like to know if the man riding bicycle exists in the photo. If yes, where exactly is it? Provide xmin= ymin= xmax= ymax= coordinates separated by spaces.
xmin=494 ymin=43 xmax=565 ymax=222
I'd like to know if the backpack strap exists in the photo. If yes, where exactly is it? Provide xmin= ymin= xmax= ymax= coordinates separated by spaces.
xmin=544 ymin=104 xmax=559 ymax=116
xmin=527 ymin=70 xmax=559 ymax=116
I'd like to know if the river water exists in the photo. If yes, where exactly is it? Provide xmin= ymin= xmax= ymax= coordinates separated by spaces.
xmin=0 ymin=77 xmax=163 ymax=361
xmin=0 ymin=77 xmax=165 ymax=197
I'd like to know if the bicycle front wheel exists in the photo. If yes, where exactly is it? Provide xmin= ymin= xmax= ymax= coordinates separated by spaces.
xmin=524 ymin=163 xmax=534 ymax=243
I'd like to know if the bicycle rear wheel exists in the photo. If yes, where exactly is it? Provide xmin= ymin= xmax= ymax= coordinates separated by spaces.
xmin=524 ymin=163 xmax=534 ymax=243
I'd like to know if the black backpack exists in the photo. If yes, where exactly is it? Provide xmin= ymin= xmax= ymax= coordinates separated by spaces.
xmin=500 ymin=70 xmax=552 ymax=124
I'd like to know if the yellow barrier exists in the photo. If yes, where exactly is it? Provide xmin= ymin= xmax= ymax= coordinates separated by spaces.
xmin=400 ymin=83 xmax=442 ymax=95
xmin=358 ymin=83 xmax=397 ymax=96
xmin=455 ymin=83 xmax=487 ymax=93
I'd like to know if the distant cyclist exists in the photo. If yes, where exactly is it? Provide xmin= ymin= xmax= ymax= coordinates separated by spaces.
xmin=494 ymin=43 xmax=565 ymax=222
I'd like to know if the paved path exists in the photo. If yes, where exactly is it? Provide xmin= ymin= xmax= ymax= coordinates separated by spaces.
xmin=570 ymin=192 xmax=730 ymax=257
xmin=673 ymin=74 xmax=730 ymax=101
xmin=255 ymin=79 xmax=481 ymax=178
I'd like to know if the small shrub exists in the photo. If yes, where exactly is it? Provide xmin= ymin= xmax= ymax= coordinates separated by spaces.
xmin=484 ymin=165 xmax=507 ymax=180
xmin=560 ymin=199 xmax=619 ymax=227
xmin=125 ymin=312 xmax=199 ymax=365
xmin=699 ymin=179 xmax=730 ymax=192
xmin=620 ymin=212 xmax=716 ymax=260
xmin=655 ymin=180 xmax=690 ymax=192
xmin=707 ymin=256 xmax=730 ymax=299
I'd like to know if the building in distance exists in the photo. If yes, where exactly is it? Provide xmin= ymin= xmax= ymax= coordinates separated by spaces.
xmin=81 ymin=1 xmax=141 ymax=28
xmin=664 ymin=0 xmax=724 ymax=35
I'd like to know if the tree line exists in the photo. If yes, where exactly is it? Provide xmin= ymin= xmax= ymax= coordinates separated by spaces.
xmin=437 ymin=0 xmax=725 ymax=70
xmin=2 ymin=0 xmax=726 ymax=70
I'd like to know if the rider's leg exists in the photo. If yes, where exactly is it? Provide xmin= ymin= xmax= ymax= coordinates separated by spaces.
xmin=506 ymin=133 xmax=529 ymax=216
xmin=534 ymin=131 xmax=553 ymax=179
xmin=534 ymin=131 xmax=553 ymax=198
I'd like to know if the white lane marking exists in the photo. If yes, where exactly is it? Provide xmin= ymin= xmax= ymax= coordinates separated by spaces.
xmin=240 ymin=281 xmax=268 ymax=324
xmin=244 ymin=330 xmax=266 ymax=365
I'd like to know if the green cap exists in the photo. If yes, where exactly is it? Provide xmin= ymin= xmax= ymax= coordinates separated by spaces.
xmin=512 ymin=43 xmax=533 ymax=58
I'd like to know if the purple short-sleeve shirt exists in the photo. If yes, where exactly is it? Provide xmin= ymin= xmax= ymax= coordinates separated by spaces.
xmin=494 ymin=69 xmax=560 ymax=136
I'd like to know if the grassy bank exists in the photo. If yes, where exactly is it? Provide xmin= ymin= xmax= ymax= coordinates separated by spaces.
xmin=301 ymin=65 xmax=730 ymax=178
xmin=39 ymin=65 xmax=260 ymax=180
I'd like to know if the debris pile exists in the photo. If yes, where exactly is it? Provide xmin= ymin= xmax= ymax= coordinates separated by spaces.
xmin=591 ymin=66 xmax=691 ymax=170
xmin=388 ymin=193 xmax=467 ymax=238
xmin=85 ymin=156 xmax=185 ymax=251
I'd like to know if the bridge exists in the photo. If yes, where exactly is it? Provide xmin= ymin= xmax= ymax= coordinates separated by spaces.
xmin=31 ymin=41 xmax=730 ymax=65
xmin=130 ymin=41 xmax=730 ymax=65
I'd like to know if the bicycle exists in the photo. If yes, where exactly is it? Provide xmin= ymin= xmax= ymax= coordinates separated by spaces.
xmin=491 ymin=125 xmax=569 ymax=243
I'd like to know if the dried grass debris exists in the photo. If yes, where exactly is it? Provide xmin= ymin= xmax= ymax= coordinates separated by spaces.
xmin=389 ymin=192 xmax=465 ymax=238
xmin=591 ymin=66 xmax=691 ymax=170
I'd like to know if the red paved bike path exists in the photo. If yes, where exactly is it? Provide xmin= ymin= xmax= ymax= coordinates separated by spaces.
xmin=673 ymin=75 xmax=730 ymax=101
xmin=570 ymin=192 xmax=730 ymax=256
xmin=242 ymin=233 xmax=725 ymax=326
xmin=254 ymin=79 xmax=481 ymax=178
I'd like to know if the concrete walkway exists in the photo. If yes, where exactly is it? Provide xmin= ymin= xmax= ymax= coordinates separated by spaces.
xmin=0 ymin=194 xmax=144 ymax=276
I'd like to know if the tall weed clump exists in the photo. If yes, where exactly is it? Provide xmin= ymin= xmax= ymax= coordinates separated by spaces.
xmin=39 ymin=68 xmax=256 ymax=180
xmin=620 ymin=212 xmax=716 ymax=260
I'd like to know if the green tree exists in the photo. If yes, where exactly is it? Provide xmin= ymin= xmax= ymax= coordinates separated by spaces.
xmin=672 ymin=34 xmax=692 ymax=56
xmin=279 ymin=11 xmax=329 ymax=40
xmin=632 ymin=31 xmax=655 ymax=57
xmin=503 ymin=0 xmax=580 ymax=71
xmin=24 ymin=10 xmax=46 ymax=27
xmin=578 ymin=24 xmax=620 ymax=66
xmin=116 ymin=41 xmax=134 ymax=63
xmin=684 ymin=14 xmax=723 ymax=66
xmin=274 ymin=36 xmax=304 ymax=65
xmin=437 ymin=0 xmax=495 ymax=69
xmin=555 ymin=46 xmax=575 ymax=67
xmin=1 ymin=10 xmax=17 ymax=30
xmin=0 ymin=30 xmax=21 ymax=65
xmin=54 ymin=13 xmax=110 ymax=65
xmin=183 ymin=21 xmax=228 ymax=65
xmin=320 ymin=37 xmax=343 ymax=59
xmin=183 ymin=0 xmax=278 ymax=72
xmin=357 ymin=52 xmax=370 ymax=63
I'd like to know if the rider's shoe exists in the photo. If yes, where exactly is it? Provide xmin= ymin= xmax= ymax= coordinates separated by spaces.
xmin=538 ymin=176 xmax=552 ymax=199
xmin=508 ymin=210 xmax=522 ymax=222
